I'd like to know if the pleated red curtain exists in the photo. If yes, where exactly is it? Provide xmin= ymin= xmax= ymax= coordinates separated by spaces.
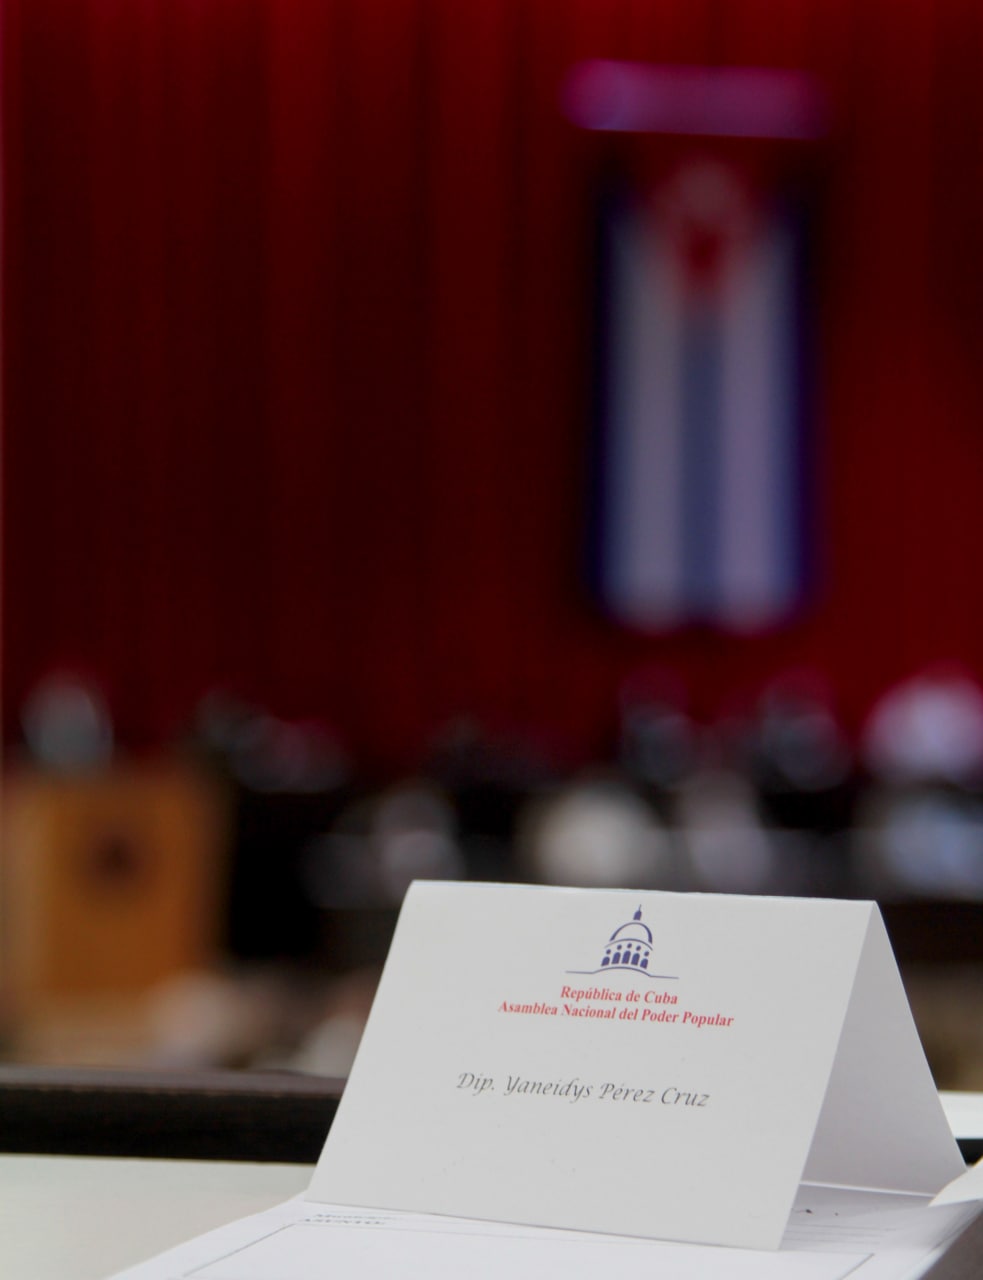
xmin=4 ymin=0 xmax=983 ymax=765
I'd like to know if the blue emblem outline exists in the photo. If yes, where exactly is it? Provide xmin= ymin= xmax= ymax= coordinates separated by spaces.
xmin=566 ymin=905 xmax=678 ymax=980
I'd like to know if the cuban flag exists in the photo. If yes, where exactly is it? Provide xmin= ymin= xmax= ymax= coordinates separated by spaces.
xmin=590 ymin=156 xmax=814 ymax=632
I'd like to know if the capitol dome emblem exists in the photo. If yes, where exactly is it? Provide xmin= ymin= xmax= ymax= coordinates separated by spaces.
xmin=566 ymin=905 xmax=677 ymax=981
xmin=602 ymin=906 xmax=653 ymax=972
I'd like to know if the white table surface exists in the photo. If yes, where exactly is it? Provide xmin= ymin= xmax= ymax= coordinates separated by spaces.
xmin=939 ymin=1090 xmax=983 ymax=1140
xmin=3 ymin=1094 xmax=982 ymax=1280
xmin=0 ymin=1154 xmax=311 ymax=1280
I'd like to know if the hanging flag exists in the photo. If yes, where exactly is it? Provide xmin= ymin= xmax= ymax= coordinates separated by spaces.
xmin=590 ymin=154 xmax=815 ymax=632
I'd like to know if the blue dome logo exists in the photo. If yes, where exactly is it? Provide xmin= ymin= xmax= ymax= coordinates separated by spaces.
xmin=566 ymin=905 xmax=677 ymax=981
xmin=601 ymin=906 xmax=653 ymax=972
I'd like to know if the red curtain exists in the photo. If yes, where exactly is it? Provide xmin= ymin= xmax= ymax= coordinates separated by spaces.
xmin=5 ymin=0 xmax=983 ymax=767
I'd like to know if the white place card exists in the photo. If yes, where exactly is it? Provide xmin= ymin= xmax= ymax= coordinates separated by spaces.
xmin=309 ymin=883 xmax=964 ymax=1251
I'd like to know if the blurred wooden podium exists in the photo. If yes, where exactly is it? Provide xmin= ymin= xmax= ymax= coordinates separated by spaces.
xmin=1 ymin=764 xmax=228 ymax=1045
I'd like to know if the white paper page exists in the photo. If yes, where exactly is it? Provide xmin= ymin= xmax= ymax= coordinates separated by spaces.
xmin=107 ymin=1188 xmax=982 ymax=1280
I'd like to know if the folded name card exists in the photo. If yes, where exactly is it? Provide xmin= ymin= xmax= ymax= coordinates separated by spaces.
xmin=309 ymin=883 xmax=964 ymax=1250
